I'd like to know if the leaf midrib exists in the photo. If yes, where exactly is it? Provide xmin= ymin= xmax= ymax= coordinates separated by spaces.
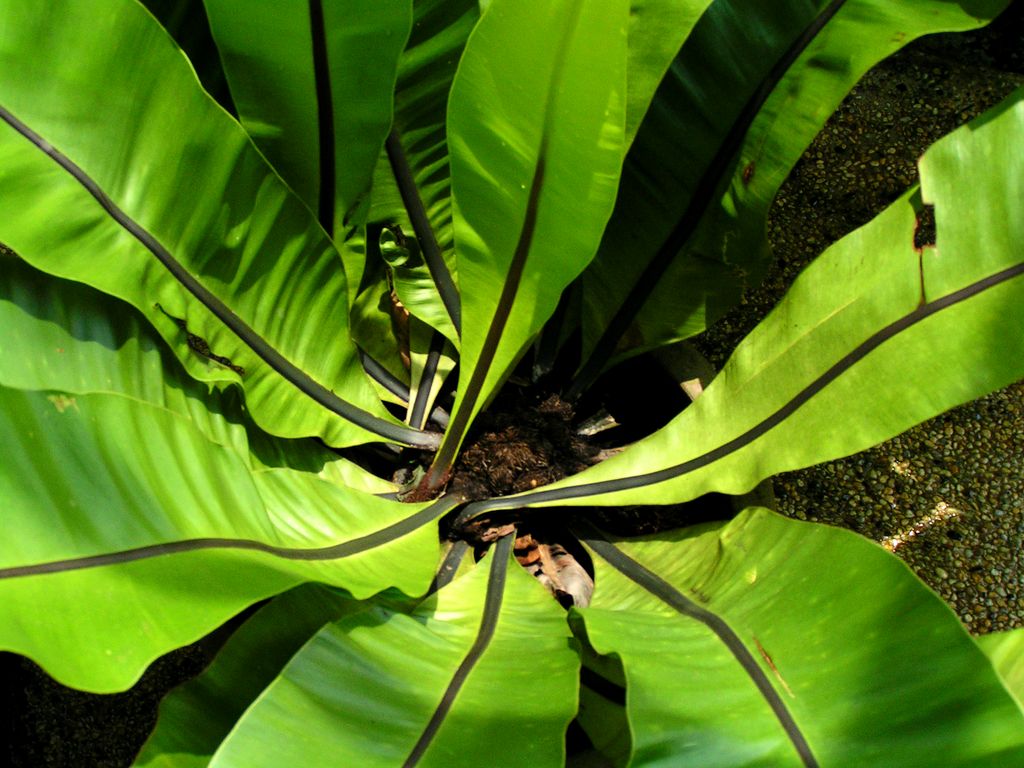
xmin=461 ymin=259 xmax=1024 ymax=516
xmin=0 ymin=496 xmax=461 ymax=579
xmin=568 ymin=0 xmax=850 ymax=397
xmin=401 ymin=533 xmax=514 ymax=767
xmin=0 ymin=103 xmax=439 ymax=450
xmin=575 ymin=521 xmax=819 ymax=767
xmin=308 ymin=0 xmax=336 ymax=237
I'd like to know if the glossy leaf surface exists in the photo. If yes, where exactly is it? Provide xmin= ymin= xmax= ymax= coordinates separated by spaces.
xmin=438 ymin=0 xmax=628 ymax=458
xmin=478 ymin=87 xmax=1024 ymax=512
xmin=575 ymin=509 xmax=1024 ymax=766
xmin=977 ymin=628 xmax=1024 ymax=709
xmin=356 ymin=0 xmax=482 ymax=338
xmin=621 ymin=0 xmax=714 ymax=145
xmin=580 ymin=0 xmax=1010 ymax=369
xmin=0 ymin=251 xmax=395 ymax=494
xmin=0 ymin=381 xmax=447 ymax=692
xmin=0 ymin=255 xmax=448 ymax=691
xmin=0 ymin=2 xmax=1019 ymax=765
xmin=210 ymin=542 xmax=578 ymax=767
xmin=0 ymin=0 xmax=421 ymax=448
xmin=136 ymin=584 xmax=354 ymax=768
xmin=201 ymin=0 xmax=411 ymax=234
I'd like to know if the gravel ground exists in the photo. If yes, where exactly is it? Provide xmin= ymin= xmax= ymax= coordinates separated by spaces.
xmin=695 ymin=6 xmax=1024 ymax=634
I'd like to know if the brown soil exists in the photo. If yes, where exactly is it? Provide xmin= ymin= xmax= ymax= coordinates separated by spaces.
xmin=443 ymin=383 xmax=735 ymax=549
xmin=446 ymin=391 xmax=599 ymax=502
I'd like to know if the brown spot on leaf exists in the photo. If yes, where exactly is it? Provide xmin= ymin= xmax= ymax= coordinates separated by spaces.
xmin=755 ymin=636 xmax=795 ymax=698
xmin=47 ymin=394 xmax=78 ymax=413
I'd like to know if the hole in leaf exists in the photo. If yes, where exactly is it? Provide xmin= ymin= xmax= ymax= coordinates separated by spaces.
xmin=914 ymin=204 xmax=936 ymax=249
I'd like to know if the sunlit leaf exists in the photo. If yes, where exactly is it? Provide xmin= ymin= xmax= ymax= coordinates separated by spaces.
xmin=210 ymin=540 xmax=578 ymax=767
xmin=202 ymin=0 xmax=411 ymax=235
xmin=0 ymin=0 xmax=426 ymax=448
xmin=579 ymin=0 xmax=1011 ymax=370
xmin=477 ymin=88 xmax=1024 ymax=512
xmin=573 ymin=509 xmax=1024 ymax=765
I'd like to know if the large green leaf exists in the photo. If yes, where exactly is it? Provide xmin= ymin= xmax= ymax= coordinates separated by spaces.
xmin=577 ymin=0 xmax=1010 ymax=376
xmin=201 ymin=0 xmax=411 ymax=236
xmin=0 ymin=0 xmax=431 ymax=449
xmin=465 ymin=86 xmax=1024 ymax=513
xmin=435 ymin=0 xmax=628 ymax=465
xmin=353 ymin=0 xmax=715 ymax=372
xmin=208 ymin=538 xmax=579 ymax=767
xmin=354 ymin=0 xmax=481 ymax=338
xmin=0 ymin=249 xmax=394 ymax=495
xmin=357 ymin=0 xmax=717 ymax=355
xmin=0 ymin=380 xmax=452 ymax=692
xmin=573 ymin=509 xmax=1024 ymax=766
xmin=0 ymin=255 xmax=452 ymax=691
xmin=389 ymin=0 xmax=478 ymax=244
xmin=621 ymin=0 xmax=715 ymax=146
xmin=136 ymin=584 xmax=355 ymax=768
xmin=0 ymin=252 xmax=243 ymax=454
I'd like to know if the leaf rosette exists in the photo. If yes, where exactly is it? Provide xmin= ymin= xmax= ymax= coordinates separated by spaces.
xmin=1 ymin=0 xmax=1022 ymax=765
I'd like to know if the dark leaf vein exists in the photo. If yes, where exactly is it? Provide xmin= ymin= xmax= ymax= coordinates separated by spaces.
xmin=308 ymin=0 xmax=336 ymax=237
xmin=574 ymin=522 xmax=818 ymax=767
xmin=0 ymin=103 xmax=438 ymax=449
xmin=402 ymin=533 xmax=513 ymax=767
xmin=463 ymin=260 xmax=1024 ymax=516
xmin=0 ymin=498 xmax=460 ymax=579
xmin=569 ymin=0 xmax=849 ymax=396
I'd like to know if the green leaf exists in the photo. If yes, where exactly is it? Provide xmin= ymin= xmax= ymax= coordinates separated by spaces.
xmin=977 ymin=628 xmax=1024 ymax=709
xmin=573 ymin=509 xmax=1024 ymax=766
xmin=0 ymin=0 xmax=431 ymax=449
xmin=578 ymin=0 xmax=1011 ymax=374
xmin=244 ymin=421 xmax=398 ymax=496
xmin=0 ymin=252 xmax=242 ymax=453
xmin=142 ymin=0 xmax=234 ymax=109
xmin=209 ymin=538 xmax=579 ymax=767
xmin=360 ymin=0 xmax=482 ymax=337
xmin=472 ymin=87 xmax=1024 ymax=512
xmin=435 ymin=0 xmax=628 ymax=464
xmin=406 ymin=319 xmax=457 ymax=430
xmin=380 ymin=227 xmax=414 ymax=266
xmin=0 ymin=378 xmax=452 ymax=692
xmin=136 ymin=584 xmax=354 ymax=768
xmin=622 ymin=0 xmax=714 ymax=146
xmin=350 ymin=272 xmax=414 ymax=398
xmin=201 ymin=0 xmax=412 ymax=235
xmin=392 ymin=0 xmax=479 ymax=212
xmin=390 ymin=243 xmax=461 ymax=344
xmin=0 ymin=250 xmax=394 ymax=495
xmin=918 ymin=86 xmax=1024 ymax=297
xmin=575 ymin=677 xmax=630 ymax=768
xmin=0 ymin=257 xmax=451 ymax=691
